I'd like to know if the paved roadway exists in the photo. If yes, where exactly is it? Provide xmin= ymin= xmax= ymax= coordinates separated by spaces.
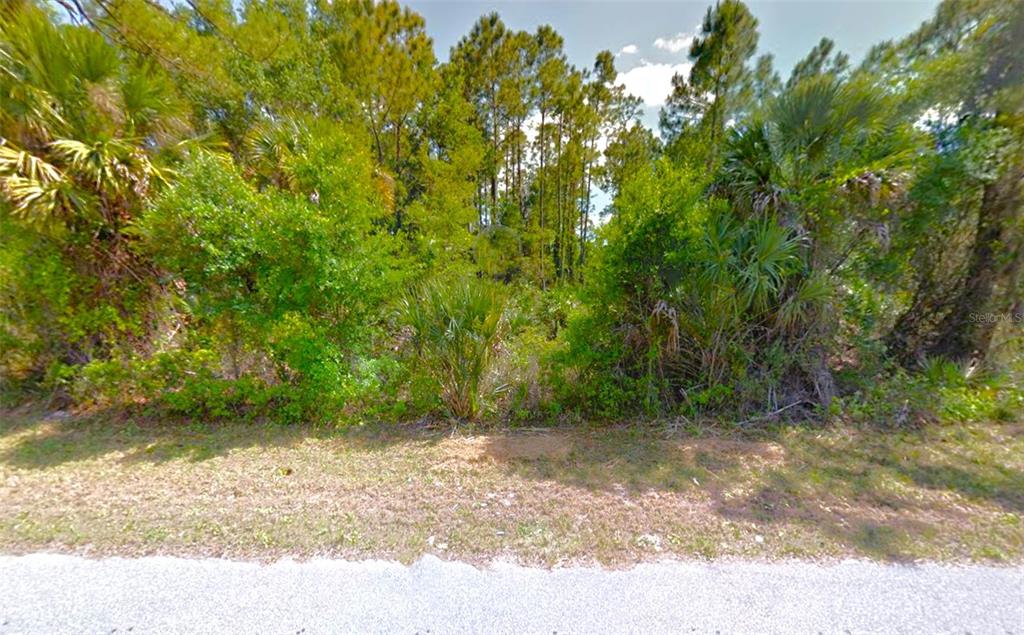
xmin=1 ymin=553 xmax=1021 ymax=633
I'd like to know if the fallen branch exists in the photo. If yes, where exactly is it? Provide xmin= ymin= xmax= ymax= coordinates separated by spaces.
xmin=737 ymin=400 xmax=811 ymax=427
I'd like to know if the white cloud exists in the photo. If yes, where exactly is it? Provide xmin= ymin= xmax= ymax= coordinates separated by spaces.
xmin=617 ymin=44 xmax=638 ymax=56
xmin=616 ymin=61 xmax=691 ymax=107
xmin=653 ymin=33 xmax=694 ymax=54
xmin=523 ymin=110 xmax=542 ymax=144
xmin=524 ymin=109 xmax=612 ymax=152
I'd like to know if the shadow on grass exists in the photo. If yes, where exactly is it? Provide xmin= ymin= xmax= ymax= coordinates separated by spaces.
xmin=483 ymin=422 xmax=1024 ymax=560
xmin=2 ymin=406 xmax=1022 ymax=561
xmin=0 ymin=405 xmax=445 ymax=468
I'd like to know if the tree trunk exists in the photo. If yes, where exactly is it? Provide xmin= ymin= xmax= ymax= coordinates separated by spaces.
xmin=538 ymin=109 xmax=547 ymax=289
xmin=928 ymin=165 xmax=1023 ymax=363
xmin=394 ymin=120 xmax=402 ymax=166
xmin=578 ymin=174 xmax=586 ymax=280
xmin=517 ymin=128 xmax=524 ymax=222
xmin=809 ymin=343 xmax=836 ymax=409
xmin=555 ymin=114 xmax=563 ymax=280
xmin=490 ymin=92 xmax=499 ymax=213
xmin=579 ymin=137 xmax=595 ymax=278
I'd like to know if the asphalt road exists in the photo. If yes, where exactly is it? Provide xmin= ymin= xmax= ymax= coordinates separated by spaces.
xmin=1 ymin=553 xmax=1021 ymax=634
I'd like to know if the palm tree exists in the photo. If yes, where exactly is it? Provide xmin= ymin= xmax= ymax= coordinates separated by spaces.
xmin=0 ymin=1 xmax=189 ymax=368
xmin=717 ymin=73 xmax=913 ymax=405
xmin=721 ymin=74 xmax=909 ymax=230
xmin=0 ymin=4 xmax=186 ymax=223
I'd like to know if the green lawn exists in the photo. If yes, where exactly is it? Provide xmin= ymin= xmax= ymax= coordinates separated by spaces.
xmin=1 ymin=408 xmax=1021 ymax=565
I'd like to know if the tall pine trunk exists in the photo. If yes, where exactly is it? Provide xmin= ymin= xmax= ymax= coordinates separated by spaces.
xmin=538 ymin=109 xmax=547 ymax=288
xmin=555 ymin=114 xmax=564 ymax=280
xmin=928 ymin=165 xmax=1023 ymax=362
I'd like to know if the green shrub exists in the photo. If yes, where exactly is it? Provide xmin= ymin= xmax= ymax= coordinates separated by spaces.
xmin=162 ymin=376 xmax=275 ymax=421
xmin=138 ymin=130 xmax=404 ymax=421
xmin=556 ymin=159 xmax=824 ymax=419
xmin=66 ymin=349 xmax=216 ymax=407
xmin=0 ymin=215 xmax=157 ymax=398
xmin=838 ymin=358 xmax=1023 ymax=427
xmin=402 ymin=276 xmax=506 ymax=420
xmin=552 ymin=307 xmax=645 ymax=419
xmin=473 ymin=285 xmax=565 ymax=423
xmin=0 ymin=220 xmax=73 ymax=392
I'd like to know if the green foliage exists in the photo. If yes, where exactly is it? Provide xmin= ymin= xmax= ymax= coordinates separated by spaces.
xmin=660 ymin=0 xmax=760 ymax=159
xmin=402 ymin=276 xmax=506 ymax=420
xmin=315 ymin=0 xmax=437 ymax=173
xmin=0 ymin=0 xmax=1019 ymax=430
xmin=0 ymin=1 xmax=188 ymax=402
xmin=163 ymin=376 xmax=277 ymax=421
xmin=0 ymin=217 xmax=72 ymax=391
xmin=557 ymin=158 xmax=826 ymax=418
xmin=68 ymin=349 xmax=216 ymax=406
xmin=137 ymin=126 xmax=402 ymax=422
xmin=144 ymin=139 xmax=390 ymax=332
xmin=840 ymin=359 xmax=1023 ymax=427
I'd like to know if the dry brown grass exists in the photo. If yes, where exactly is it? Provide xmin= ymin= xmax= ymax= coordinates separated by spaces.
xmin=1 ymin=407 xmax=1022 ymax=566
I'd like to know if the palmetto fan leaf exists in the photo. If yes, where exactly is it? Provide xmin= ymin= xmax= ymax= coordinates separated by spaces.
xmin=0 ymin=34 xmax=68 ymax=140
xmin=0 ymin=174 xmax=85 ymax=224
xmin=0 ymin=142 xmax=81 ymax=223
xmin=2 ymin=1 xmax=189 ymax=150
xmin=402 ymin=278 xmax=506 ymax=419
xmin=776 ymin=273 xmax=832 ymax=332
xmin=63 ymin=26 xmax=121 ymax=86
xmin=119 ymin=66 xmax=188 ymax=139
xmin=740 ymin=220 xmax=802 ymax=313
xmin=245 ymin=119 xmax=303 ymax=189
xmin=50 ymin=137 xmax=166 ymax=194
xmin=0 ymin=136 xmax=165 ymax=225
xmin=723 ymin=74 xmax=900 ymax=205
xmin=721 ymin=121 xmax=785 ymax=215
xmin=697 ymin=214 xmax=802 ymax=316
xmin=771 ymin=75 xmax=892 ymax=184
xmin=0 ymin=144 xmax=62 ymax=183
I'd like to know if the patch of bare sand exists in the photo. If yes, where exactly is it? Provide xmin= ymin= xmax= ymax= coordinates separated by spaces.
xmin=442 ymin=433 xmax=574 ymax=464
xmin=668 ymin=438 xmax=787 ymax=470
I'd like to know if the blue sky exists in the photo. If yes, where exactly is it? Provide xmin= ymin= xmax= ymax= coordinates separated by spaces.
xmin=406 ymin=0 xmax=939 ymax=128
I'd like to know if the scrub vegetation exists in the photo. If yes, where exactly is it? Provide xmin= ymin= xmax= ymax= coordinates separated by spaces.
xmin=0 ymin=0 xmax=1021 ymax=563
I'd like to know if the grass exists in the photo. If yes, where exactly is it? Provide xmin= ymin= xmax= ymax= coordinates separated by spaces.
xmin=1 ymin=406 xmax=1022 ymax=566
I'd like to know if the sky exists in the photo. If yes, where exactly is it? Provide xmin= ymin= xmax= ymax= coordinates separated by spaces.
xmin=405 ymin=0 xmax=940 ymax=129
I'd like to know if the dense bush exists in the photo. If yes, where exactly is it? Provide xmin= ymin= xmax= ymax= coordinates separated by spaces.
xmin=555 ymin=161 xmax=831 ymax=419
xmin=1 ymin=0 xmax=1020 ymax=427
xmin=838 ymin=358 xmax=1023 ymax=427
xmin=402 ymin=277 xmax=506 ymax=420
xmin=0 ymin=4 xmax=183 ymax=399
xmin=134 ymin=127 xmax=403 ymax=421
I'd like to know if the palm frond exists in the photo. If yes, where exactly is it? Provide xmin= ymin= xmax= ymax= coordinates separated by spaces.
xmin=0 ymin=143 xmax=63 ymax=183
xmin=402 ymin=277 xmax=506 ymax=419
xmin=776 ymin=274 xmax=832 ymax=332
xmin=47 ymin=137 xmax=167 ymax=203
xmin=0 ymin=174 xmax=86 ymax=224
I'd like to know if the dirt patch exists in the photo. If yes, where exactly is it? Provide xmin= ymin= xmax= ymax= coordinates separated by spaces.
xmin=443 ymin=433 xmax=574 ymax=464
xmin=668 ymin=438 xmax=787 ymax=470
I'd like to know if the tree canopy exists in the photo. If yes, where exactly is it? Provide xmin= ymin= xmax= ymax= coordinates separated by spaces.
xmin=1 ymin=0 xmax=1020 ymax=424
